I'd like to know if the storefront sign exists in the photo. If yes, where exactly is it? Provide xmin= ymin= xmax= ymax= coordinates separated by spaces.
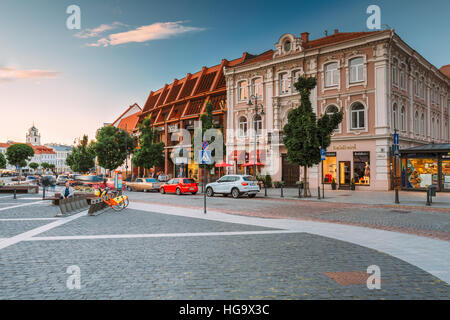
xmin=175 ymin=157 xmax=188 ymax=164
xmin=333 ymin=144 xmax=357 ymax=151
xmin=354 ymin=151 xmax=370 ymax=156
xmin=325 ymin=152 xmax=337 ymax=157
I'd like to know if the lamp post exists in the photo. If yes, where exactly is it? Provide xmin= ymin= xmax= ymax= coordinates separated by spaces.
xmin=247 ymin=94 xmax=264 ymax=177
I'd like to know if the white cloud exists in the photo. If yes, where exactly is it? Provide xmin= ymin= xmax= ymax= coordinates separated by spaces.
xmin=0 ymin=67 xmax=60 ymax=82
xmin=87 ymin=21 xmax=204 ymax=47
xmin=75 ymin=22 xmax=126 ymax=39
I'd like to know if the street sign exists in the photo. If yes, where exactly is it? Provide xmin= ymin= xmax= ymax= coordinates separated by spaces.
xmin=202 ymin=141 xmax=209 ymax=150
xmin=393 ymin=133 xmax=399 ymax=146
xmin=199 ymin=150 xmax=212 ymax=165
xmin=320 ymin=148 xmax=326 ymax=161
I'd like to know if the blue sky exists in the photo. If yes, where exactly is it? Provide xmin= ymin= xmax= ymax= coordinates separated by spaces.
xmin=0 ymin=0 xmax=449 ymax=144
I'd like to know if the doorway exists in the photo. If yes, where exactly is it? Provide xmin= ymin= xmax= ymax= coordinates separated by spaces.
xmin=339 ymin=161 xmax=351 ymax=189
xmin=282 ymin=154 xmax=300 ymax=187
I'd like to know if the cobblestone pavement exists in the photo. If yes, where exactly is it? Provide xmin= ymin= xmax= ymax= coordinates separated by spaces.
xmin=127 ymin=191 xmax=450 ymax=241
xmin=0 ymin=193 xmax=449 ymax=299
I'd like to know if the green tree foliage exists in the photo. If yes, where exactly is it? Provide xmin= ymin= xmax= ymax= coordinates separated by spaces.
xmin=283 ymin=76 xmax=343 ymax=196
xmin=6 ymin=143 xmax=35 ymax=181
xmin=132 ymin=117 xmax=164 ymax=172
xmin=0 ymin=153 xmax=6 ymax=169
xmin=41 ymin=162 xmax=51 ymax=172
xmin=93 ymin=125 xmax=134 ymax=172
xmin=65 ymin=135 xmax=96 ymax=174
xmin=28 ymin=162 xmax=39 ymax=171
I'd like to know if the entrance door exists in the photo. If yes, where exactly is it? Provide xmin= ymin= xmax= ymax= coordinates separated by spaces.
xmin=282 ymin=154 xmax=300 ymax=187
xmin=339 ymin=161 xmax=351 ymax=189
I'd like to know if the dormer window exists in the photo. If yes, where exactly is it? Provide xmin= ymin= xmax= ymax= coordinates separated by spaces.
xmin=284 ymin=40 xmax=291 ymax=53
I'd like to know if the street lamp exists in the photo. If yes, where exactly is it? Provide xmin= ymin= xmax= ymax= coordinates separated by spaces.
xmin=247 ymin=94 xmax=264 ymax=177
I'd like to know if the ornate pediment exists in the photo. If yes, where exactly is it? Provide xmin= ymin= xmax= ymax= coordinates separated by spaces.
xmin=273 ymin=33 xmax=303 ymax=58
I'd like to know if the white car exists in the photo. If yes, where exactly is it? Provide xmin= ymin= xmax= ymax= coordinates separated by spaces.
xmin=205 ymin=175 xmax=260 ymax=198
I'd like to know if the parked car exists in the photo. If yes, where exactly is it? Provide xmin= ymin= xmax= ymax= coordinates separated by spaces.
xmin=69 ymin=175 xmax=103 ymax=188
xmin=205 ymin=175 xmax=260 ymax=198
xmin=126 ymin=178 xmax=162 ymax=192
xmin=160 ymin=178 xmax=198 ymax=195
xmin=39 ymin=175 xmax=56 ymax=187
xmin=56 ymin=175 xmax=69 ymax=185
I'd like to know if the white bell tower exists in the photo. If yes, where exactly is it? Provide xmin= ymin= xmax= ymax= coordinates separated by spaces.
xmin=26 ymin=125 xmax=41 ymax=146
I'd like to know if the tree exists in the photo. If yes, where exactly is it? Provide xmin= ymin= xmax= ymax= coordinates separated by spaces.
xmin=41 ymin=162 xmax=51 ymax=172
xmin=6 ymin=144 xmax=35 ymax=181
xmin=93 ymin=125 xmax=134 ymax=175
xmin=29 ymin=162 xmax=39 ymax=172
xmin=49 ymin=163 xmax=56 ymax=174
xmin=132 ymin=117 xmax=164 ymax=174
xmin=0 ymin=153 xmax=6 ymax=169
xmin=66 ymin=135 xmax=96 ymax=174
xmin=283 ymin=76 xmax=343 ymax=197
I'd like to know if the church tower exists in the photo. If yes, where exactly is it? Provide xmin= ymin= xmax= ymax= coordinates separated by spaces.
xmin=26 ymin=125 xmax=41 ymax=146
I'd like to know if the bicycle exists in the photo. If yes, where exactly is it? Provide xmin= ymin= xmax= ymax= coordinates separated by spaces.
xmin=95 ymin=188 xmax=129 ymax=211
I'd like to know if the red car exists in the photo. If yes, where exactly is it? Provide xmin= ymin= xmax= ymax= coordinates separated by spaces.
xmin=160 ymin=178 xmax=198 ymax=195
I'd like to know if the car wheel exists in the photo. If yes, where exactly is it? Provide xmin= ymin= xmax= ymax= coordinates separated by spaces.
xmin=248 ymin=194 xmax=256 ymax=198
xmin=176 ymin=188 xmax=182 ymax=195
xmin=127 ymin=186 xmax=132 ymax=191
xmin=192 ymin=192 xmax=197 ymax=195
xmin=206 ymin=187 xmax=214 ymax=197
xmin=161 ymin=188 xmax=165 ymax=194
xmin=231 ymin=188 xmax=240 ymax=199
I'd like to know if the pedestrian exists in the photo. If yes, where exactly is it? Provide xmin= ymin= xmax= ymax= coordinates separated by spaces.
xmin=60 ymin=181 xmax=74 ymax=199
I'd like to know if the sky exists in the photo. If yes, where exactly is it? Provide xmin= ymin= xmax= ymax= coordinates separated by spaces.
xmin=0 ymin=0 xmax=449 ymax=145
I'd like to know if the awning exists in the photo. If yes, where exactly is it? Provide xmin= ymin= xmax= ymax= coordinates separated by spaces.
xmin=215 ymin=162 xmax=233 ymax=168
xmin=242 ymin=162 xmax=264 ymax=167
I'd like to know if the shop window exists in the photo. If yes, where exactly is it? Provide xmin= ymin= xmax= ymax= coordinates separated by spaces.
xmin=406 ymin=156 xmax=438 ymax=189
xmin=351 ymin=103 xmax=365 ymax=130
xmin=322 ymin=152 xmax=337 ymax=184
xmin=442 ymin=155 xmax=450 ymax=191
xmin=353 ymin=152 xmax=370 ymax=185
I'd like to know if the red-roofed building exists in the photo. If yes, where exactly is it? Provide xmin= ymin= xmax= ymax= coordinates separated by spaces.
xmin=224 ymin=29 xmax=450 ymax=191
xmin=136 ymin=53 xmax=254 ymax=180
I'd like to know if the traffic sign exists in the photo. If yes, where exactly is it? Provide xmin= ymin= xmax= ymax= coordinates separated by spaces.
xmin=202 ymin=141 xmax=209 ymax=150
xmin=199 ymin=150 xmax=212 ymax=164
xmin=320 ymin=148 xmax=326 ymax=161
xmin=394 ymin=133 xmax=399 ymax=146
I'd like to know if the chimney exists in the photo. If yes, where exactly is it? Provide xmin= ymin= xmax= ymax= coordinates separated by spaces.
xmin=301 ymin=32 xmax=309 ymax=43
xmin=334 ymin=29 xmax=339 ymax=35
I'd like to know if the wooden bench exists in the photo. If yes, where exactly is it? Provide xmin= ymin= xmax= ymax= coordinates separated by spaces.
xmin=0 ymin=185 xmax=39 ymax=194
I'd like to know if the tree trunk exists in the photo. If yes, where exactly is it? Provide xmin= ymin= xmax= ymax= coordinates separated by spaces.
xmin=303 ymin=166 xmax=308 ymax=197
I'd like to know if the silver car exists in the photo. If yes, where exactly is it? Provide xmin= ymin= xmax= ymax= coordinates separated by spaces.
xmin=205 ymin=175 xmax=260 ymax=198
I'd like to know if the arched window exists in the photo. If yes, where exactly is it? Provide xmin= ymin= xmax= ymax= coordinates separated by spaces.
xmin=253 ymin=114 xmax=263 ymax=136
xmin=351 ymin=103 xmax=365 ymax=130
xmin=400 ymin=106 xmax=406 ymax=132
xmin=326 ymin=105 xmax=339 ymax=115
xmin=392 ymin=103 xmax=398 ymax=131
xmin=349 ymin=57 xmax=364 ymax=83
xmin=324 ymin=62 xmax=339 ymax=87
xmin=415 ymin=112 xmax=419 ymax=135
xmin=420 ymin=113 xmax=425 ymax=137
xmin=292 ymin=70 xmax=302 ymax=91
xmin=237 ymin=81 xmax=248 ymax=101
xmin=238 ymin=116 xmax=248 ymax=138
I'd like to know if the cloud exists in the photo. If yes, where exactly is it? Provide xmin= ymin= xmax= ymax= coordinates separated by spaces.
xmin=0 ymin=67 xmax=60 ymax=82
xmin=87 ymin=21 xmax=204 ymax=47
xmin=75 ymin=22 xmax=126 ymax=39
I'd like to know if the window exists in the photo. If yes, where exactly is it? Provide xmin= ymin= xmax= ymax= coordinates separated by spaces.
xmin=420 ymin=113 xmax=425 ymax=137
xmin=326 ymin=105 xmax=340 ymax=132
xmin=238 ymin=81 xmax=248 ymax=101
xmin=353 ymin=152 xmax=370 ymax=185
xmin=400 ymin=70 xmax=406 ymax=90
xmin=392 ymin=60 xmax=398 ymax=85
xmin=251 ymin=78 xmax=263 ymax=98
xmin=324 ymin=62 xmax=339 ymax=87
xmin=436 ymin=119 xmax=440 ymax=140
xmin=415 ymin=112 xmax=419 ymax=135
xmin=351 ymin=103 xmax=365 ymax=130
xmin=431 ymin=87 xmax=434 ymax=103
xmin=279 ymin=73 xmax=289 ymax=94
xmin=253 ymin=114 xmax=262 ymax=136
xmin=431 ymin=118 xmax=435 ymax=139
xmin=414 ymin=78 xmax=418 ymax=96
xmin=284 ymin=40 xmax=291 ymax=52
xmin=400 ymin=106 xmax=406 ymax=132
xmin=349 ymin=57 xmax=364 ymax=83
xmin=392 ymin=103 xmax=398 ymax=130
xmin=292 ymin=70 xmax=302 ymax=91
xmin=419 ymin=79 xmax=424 ymax=98
xmin=238 ymin=116 xmax=248 ymax=138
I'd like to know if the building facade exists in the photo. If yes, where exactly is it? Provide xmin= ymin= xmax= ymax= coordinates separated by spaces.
xmin=224 ymin=29 xmax=450 ymax=191
xmin=46 ymin=144 xmax=73 ymax=173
